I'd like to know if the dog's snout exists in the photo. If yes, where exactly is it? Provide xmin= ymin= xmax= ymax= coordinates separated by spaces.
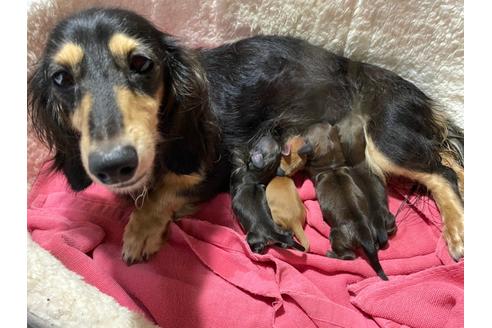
xmin=89 ymin=145 xmax=138 ymax=185
xmin=276 ymin=167 xmax=285 ymax=176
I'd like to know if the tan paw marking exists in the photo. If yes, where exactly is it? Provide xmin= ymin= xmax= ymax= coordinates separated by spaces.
xmin=122 ymin=211 xmax=170 ymax=265
xmin=444 ymin=223 xmax=464 ymax=261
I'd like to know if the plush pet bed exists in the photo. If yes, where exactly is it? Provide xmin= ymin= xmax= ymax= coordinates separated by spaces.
xmin=27 ymin=1 xmax=464 ymax=327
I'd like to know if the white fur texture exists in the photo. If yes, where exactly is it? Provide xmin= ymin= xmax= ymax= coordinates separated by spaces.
xmin=27 ymin=0 xmax=463 ymax=326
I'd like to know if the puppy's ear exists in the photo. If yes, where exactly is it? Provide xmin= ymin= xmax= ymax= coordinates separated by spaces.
xmin=281 ymin=144 xmax=291 ymax=156
xmin=297 ymin=141 xmax=314 ymax=157
xmin=28 ymin=63 xmax=92 ymax=191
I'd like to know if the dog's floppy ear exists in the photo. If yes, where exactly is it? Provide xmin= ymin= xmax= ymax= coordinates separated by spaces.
xmin=28 ymin=63 xmax=92 ymax=191
xmin=159 ymin=34 xmax=218 ymax=171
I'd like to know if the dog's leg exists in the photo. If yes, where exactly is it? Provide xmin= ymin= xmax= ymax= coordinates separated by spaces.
xmin=366 ymin=137 xmax=464 ymax=260
xmin=441 ymin=151 xmax=464 ymax=199
xmin=361 ymin=165 xmax=397 ymax=244
xmin=122 ymin=172 xmax=202 ymax=264
xmin=122 ymin=199 xmax=173 ymax=265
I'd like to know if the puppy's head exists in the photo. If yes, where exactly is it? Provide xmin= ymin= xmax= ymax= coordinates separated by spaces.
xmin=277 ymin=136 xmax=312 ymax=177
xmin=248 ymin=135 xmax=281 ymax=176
xmin=28 ymin=8 xmax=199 ymax=193
xmin=304 ymin=123 xmax=345 ymax=169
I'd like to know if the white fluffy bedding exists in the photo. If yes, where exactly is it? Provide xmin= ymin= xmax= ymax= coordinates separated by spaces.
xmin=27 ymin=0 xmax=463 ymax=326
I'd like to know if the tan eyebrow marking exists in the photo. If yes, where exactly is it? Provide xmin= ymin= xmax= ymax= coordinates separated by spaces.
xmin=108 ymin=33 xmax=140 ymax=58
xmin=53 ymin=43 xmax=84 ymax=68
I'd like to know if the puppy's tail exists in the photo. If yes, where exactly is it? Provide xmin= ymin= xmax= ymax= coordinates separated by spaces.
xmin=360 ymin=240 xmax=388 ymax=281
xmin=292 ymin=223 xmax=310 ymax=252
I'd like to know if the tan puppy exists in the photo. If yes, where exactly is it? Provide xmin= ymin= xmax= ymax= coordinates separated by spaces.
xmin=265 ymin=136 xmax=310 ymax=251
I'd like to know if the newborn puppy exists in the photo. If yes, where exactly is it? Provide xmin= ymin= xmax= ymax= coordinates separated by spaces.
xmin=306 ymin=118 xmax=396 ymax=243
xmin=303 ymin=119 xmax=394 ymax=280
xmin=336 ymin=115 xmax=397 ymax=241
xmin=232 ymin=134 xmax=304 ymax=253
xmin=265 ymin=136 xmax=310 ymax=252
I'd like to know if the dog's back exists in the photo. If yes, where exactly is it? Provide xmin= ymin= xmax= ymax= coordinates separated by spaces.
xmin=266 ymin=177 xmax=309 ymax=251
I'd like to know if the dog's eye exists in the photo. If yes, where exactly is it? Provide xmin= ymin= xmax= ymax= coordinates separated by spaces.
xmin=129 ymin=55 xmax=153 ymax=74
xmin=52 ymin=70 xmax=74 ymax=88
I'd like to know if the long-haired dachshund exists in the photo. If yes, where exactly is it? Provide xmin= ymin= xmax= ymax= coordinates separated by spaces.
xmin=28 ymin=8 xmax=464 ymax=264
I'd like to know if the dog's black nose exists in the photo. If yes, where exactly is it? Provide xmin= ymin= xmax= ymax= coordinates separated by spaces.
xmin=276 ymin=167 xmax=285 ymax=176
xmin=89 ymin=145 xmax=138 ymax=185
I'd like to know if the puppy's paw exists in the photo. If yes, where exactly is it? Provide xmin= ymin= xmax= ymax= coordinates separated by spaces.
xmin=444 ymin=224 xmax=464 ymax=261
xmin=327 ymin=249 xmax=356 ymax=260
xmin=246 ymin=228 xmax=304 ymax=253
xmin=384 ymin=212 xmax=397 ymax=236
xmin=121 ymin=212 xmax=170 ymax=265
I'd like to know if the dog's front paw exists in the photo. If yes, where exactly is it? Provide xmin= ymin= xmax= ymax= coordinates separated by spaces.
xmin=444 ymin=223 xmax=464 ymax=261
xmin=122 ymin=211 xmax=170 ymax=265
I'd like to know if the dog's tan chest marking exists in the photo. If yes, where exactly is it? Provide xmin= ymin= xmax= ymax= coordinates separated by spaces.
xmin=53 ymin=42 xmax=84 ymax=69
xmin=122 ymin=171 xmax=204 ymax=264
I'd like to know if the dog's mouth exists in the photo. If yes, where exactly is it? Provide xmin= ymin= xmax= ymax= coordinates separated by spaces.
xmin=108 ymin=173 xmax=150 ymax=194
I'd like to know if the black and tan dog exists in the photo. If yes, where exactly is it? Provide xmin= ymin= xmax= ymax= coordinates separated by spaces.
xmin=29 ymin=8 xmax=464 ymax=264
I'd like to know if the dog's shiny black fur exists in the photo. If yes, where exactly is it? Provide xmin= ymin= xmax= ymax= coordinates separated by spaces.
xmin=29 ymin=8 xmax=463 ymax=254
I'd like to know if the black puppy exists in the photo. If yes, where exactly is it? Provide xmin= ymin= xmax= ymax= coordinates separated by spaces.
xmin=231 ymin=135 xmax=304 ymax=253
xmin=304 ymin=118 xmax=395 ymax=280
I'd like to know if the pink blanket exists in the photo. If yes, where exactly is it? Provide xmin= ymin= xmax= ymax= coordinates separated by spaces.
xmin=28 ymin=168 xmax=463 ymax=328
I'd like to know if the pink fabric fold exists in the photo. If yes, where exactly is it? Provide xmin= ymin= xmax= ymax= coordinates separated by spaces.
xmin=348 ymin=262 xmax=464 ymax=328
xmin=28 ymin=168 xmax=463 ymax=328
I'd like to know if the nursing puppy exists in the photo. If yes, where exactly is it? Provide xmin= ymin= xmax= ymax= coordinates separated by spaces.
xmin=303 ymin=119 xmax=394 ymax=280
xmin=263 ymin=136 xmax=310 ymax=252
xmin=232 ymin=134 xmax=304 ymax=253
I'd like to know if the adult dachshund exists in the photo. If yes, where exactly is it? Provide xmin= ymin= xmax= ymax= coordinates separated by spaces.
xmin=28 ymin=8 xmax=464 ymax=264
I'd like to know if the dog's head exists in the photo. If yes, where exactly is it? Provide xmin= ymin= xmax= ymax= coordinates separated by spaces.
xmin=248 ymin=135 xmax=281 ymax=179
xmin=303 ymin=123 xmax=345 ymax=169
xmin=28 ymin=8 xmax=205 ymax=193
xmin=277 ymin=135 xmax=312 ymax=177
